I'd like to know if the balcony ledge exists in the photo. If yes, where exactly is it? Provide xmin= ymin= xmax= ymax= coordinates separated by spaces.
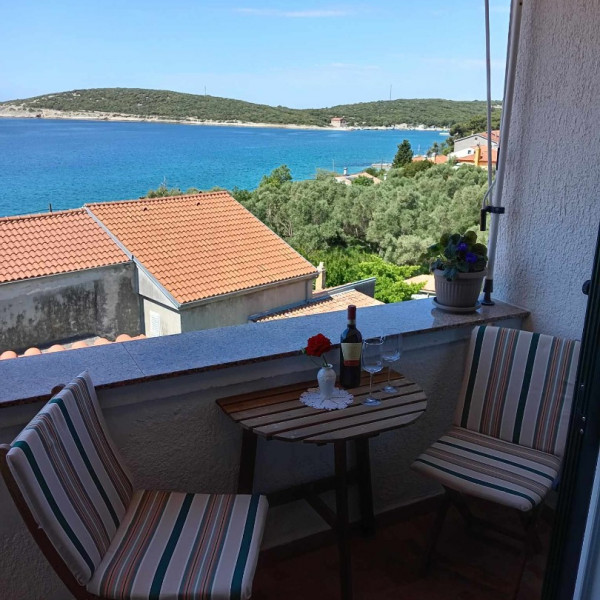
xmin=0 ymin=298 xmax=529 ymax=407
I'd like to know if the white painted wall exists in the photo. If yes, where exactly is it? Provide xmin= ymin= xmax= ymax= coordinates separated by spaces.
xmin=494 ymin=0 xmax=600 ymax=341
xmin=180 ymin=278 xmax=313 ymax=331
xmin=453 ymin=134 xmax=497 ymax=154
xmin=139 ymin=263 xmax=314 ymax=334
xmin=143 ymin=298 xmax=182 ymax=336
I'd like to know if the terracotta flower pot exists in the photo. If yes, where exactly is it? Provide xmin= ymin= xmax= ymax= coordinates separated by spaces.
xmin=433 ymin=269 xmax=487 ymax=308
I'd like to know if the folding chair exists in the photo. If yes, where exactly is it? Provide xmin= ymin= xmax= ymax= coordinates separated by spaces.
xmin=0 ymin=371 xmax=268 ymax=600
xmin=412 ymin=325 xmax=580 ymax=597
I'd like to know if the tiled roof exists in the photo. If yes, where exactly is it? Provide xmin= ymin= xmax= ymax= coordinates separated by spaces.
xmin=455 ymin=130 xmax=500 ymax=145
xmin=405 ymin=274 xmax=436 ymax=294
xmin=255 ymin=289 xmax=383 ymax=322
xmin=87 ymin=192 xmax=317 ymax=304
xmin=457 ymin=146 xmax=498 ymax=166
xmin=334 ymin=172 xmax=383 ymax=185
xmin=0 ymin=209 xmax=129 ymax=283
xmin=474 ymin=130 xmax=500 ymax=144
xmin=413 ymin=155 xmax=448 ymax=164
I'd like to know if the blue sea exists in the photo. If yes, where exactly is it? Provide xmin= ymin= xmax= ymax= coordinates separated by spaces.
xmin=0 ymin=118 xmax=447 ymax=217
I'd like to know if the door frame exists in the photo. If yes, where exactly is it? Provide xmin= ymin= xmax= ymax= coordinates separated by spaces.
xmin=543 ymin=223 xmax=600 ymax=599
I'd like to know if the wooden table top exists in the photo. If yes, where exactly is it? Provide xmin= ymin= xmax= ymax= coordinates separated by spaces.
xmin=217 ymin=371 xmax=427 ymax=444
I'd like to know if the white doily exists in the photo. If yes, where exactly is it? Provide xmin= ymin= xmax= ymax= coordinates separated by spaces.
xmin=299 ymin=387 xmax=354 ymax=410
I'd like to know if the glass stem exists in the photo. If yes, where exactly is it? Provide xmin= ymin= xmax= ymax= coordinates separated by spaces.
xmin=369 ymin=372 xmax=374 ymax=396
xmin=387 ymin=365 xmax=392 ymax=384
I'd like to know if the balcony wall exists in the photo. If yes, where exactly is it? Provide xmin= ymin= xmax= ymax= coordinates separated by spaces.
xmin=0 ymin=300 xmax=526 ymax=600
xmin=494 ymin=0 xmax=600 ymax=341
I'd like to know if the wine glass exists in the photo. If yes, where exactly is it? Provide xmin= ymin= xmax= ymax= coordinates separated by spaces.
xmin=362 ymin=337 xmax=384 ymax=406
xmin=381 ymin=335 xmax=403 ymax=393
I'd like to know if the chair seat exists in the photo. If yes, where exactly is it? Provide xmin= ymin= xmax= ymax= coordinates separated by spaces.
xmin=87 ymin=490 xmax=268 ymax=600
xmin=411 ymin=426 xmax=561 ymax=512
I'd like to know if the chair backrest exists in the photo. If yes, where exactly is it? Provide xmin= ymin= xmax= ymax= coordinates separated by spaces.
xmin=3 ymin=371 xmax=133 ymax=586
xmin=454 ymin=326 xmax=580 ymax=457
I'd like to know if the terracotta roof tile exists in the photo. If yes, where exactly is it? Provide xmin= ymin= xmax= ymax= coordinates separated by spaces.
xmin=255 ymin=289 xmax=383 ymax=322
xmin=1 ymin=333 xmax=148 ymax=358
xmin=475 ymin=130 xmax=500 ymax=144
xmin=457 ymin=146 xmax=498 ymax=166
xmin=87 ymin=192 xmax=317 ymax=304
xmin=413 ymin=155 xmax=448 ymax=164
xmin=405 ymin=274 xmax=436 ymax=294
xmin=0 ymin=209 xmax=129 ymax=283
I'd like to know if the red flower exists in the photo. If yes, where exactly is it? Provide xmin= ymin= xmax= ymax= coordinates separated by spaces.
xmin=304 ymin=333 xmax=332 ymax=358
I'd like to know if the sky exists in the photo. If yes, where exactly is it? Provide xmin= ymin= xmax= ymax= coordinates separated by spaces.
xmin=0 ymin=1 xmax=511 ymax=108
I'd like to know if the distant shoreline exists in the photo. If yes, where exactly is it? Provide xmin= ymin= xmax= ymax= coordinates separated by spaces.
xmin=0 ymin=106 xmax=449 ymax=133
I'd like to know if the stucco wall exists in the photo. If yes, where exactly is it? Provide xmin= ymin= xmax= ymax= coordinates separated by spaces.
xmin=0 ymin=263 xmax=140 ymax=351
xmin=180 ymin=278 xmax=313 ymax=331
xmin=143 ymin=298 xmax=182 ymax=336
xmin=494 ymin=0 xmax=600 ymax=340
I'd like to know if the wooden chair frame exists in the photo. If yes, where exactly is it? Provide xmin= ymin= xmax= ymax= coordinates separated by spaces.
xmin=0 ymin=444 xmax=102 ymax=600
xmin=423 ymin=485 xmax=544 ymax=600
xmin=2 ymin=389 xmax=268 ymax=600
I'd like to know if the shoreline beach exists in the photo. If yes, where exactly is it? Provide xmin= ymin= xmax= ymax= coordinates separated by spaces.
xmin=0 ymin=105 xmax=448 ymax=133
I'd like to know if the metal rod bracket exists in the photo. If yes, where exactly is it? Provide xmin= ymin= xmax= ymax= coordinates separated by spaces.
xmin=482 ymin=278 xmax=495 ymax=306
xmin=483 ymin=205 xmax=506 ymax=215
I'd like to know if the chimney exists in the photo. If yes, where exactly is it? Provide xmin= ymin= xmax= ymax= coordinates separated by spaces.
xmin=474 ymin=145 xmax=481 ymax=167
xmin=315 ymin=261 xmax=327 ymax=291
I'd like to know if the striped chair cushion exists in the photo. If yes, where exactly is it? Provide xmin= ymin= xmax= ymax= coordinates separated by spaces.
xmin=87 ymin=490 xmax=268 ymax=600
xmin=453 ymin=326 xmax=580 ymax=456
xmin=6 ymin=371 xmax=133 ymax=585
xmin=412 ymin=426 xmax=562 ymax=512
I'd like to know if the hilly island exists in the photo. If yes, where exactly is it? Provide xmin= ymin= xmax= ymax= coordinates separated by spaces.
xmin=0 ymin=88 xmax=500 ymax=129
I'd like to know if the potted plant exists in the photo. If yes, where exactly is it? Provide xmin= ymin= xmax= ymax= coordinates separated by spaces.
xmin=423 ymin=231 xmax=488 ymax=310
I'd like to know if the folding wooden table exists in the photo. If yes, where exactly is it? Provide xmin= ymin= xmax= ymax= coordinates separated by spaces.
xmin=217 ymin=372 xmax=427 ymax=600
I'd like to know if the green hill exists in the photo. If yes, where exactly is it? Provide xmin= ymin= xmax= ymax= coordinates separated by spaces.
xmin=0 ymin=88 xmax=500 ymax=128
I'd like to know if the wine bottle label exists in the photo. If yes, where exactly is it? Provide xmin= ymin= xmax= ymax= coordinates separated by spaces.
xmin=341 ymin=343 xmax=362 ymax=366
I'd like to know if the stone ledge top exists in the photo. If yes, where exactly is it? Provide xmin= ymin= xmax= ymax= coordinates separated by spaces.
xmin=0 ymin=299 xmax=529 ymax=407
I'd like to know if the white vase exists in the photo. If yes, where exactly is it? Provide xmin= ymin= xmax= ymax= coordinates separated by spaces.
xmin=317 ymin=364 xmax=336 ymax=400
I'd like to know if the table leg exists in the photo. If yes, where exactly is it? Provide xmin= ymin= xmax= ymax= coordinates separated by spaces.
xmin=356 ymin=437 xmax=375 ymax=536
xmin=334 ymin=440 xmax=353 ymax=600
xmin=238 ymin=429 xmax=257 ymax=494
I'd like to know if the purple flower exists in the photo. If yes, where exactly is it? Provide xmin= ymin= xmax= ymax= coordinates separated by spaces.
xmin=466 ymin=252 xmax=478 ymax=264
xmin=457 ymin=242 xmax=468 ymax=252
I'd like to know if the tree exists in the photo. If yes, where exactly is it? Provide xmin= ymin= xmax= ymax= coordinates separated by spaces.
xmin=145 ymin=179 xmax=183 ymax=198
xmin=392 ymin=140 xmax=413 ymax=168
xmin=401 ymin=160 xmax=433 ymax=178
xmin=259 ymin=164 xmax=292 ymax=188
xmin=299 ymin=248 xmax=423 ymax=303
xmin=365 ymin=167 xmax=385 ymax=178
xmin=428 ymin=142 xmax=440 ymax=157
xmin=236 ymin=162 xmax=487 ymax=270
xmin=351 ymin=176 xmax=374 ymax=186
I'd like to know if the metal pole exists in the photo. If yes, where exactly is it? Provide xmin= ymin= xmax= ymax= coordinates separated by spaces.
xmin=484 ymin=0 xmax=494 ymax=196
xmin=482 ymin=0 xmax=523 ymax=305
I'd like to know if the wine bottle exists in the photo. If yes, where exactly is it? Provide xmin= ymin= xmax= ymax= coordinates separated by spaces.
xmin=339 ymin=305 xmax=362 ymax=388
